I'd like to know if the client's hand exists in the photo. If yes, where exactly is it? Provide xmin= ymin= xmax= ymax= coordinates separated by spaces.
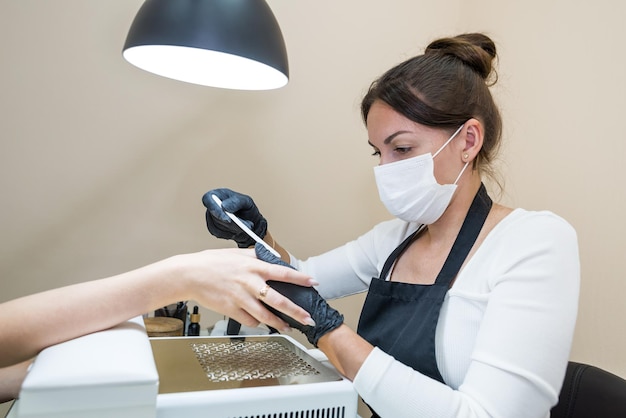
xmin=254 ymin=243 xmax=344 ymax=347
xmin=202 ymin=188 xmax=267 ymax=248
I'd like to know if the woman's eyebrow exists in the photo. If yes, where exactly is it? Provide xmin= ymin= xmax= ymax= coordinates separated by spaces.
xmin=384 ymin=130 xmax=412 ymax=144
xmin=368 ymin=130 xmax=413 ymax=148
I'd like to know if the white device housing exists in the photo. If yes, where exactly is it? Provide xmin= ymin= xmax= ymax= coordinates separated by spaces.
xmin=12 ymin=317 xmax=158 ymax=418
xmin=7 ymin=317 xmax=358 ymax=418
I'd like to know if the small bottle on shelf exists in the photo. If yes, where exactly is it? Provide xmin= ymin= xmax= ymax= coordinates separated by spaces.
xmin=187 ymin=305 xmax=201 ymax=336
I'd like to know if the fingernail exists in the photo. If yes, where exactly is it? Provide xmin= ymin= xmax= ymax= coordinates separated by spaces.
xmin=282 ymin=326 xmax=292 ymax=333
xmin=308 ymin=279 xmax=320 ymax=286
xmin=304 ymin=317 xmax=316 ymax=327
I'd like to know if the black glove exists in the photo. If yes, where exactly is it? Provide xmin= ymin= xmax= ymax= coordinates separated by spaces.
xmin=202 ymin=188 xmax=268 ymax=248
xmin=254 ymin=243 xmax=344 ymax=347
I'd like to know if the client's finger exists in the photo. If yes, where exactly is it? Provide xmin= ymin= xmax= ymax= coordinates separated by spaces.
xmin=252 ymin=283 xmax=315 ymax=330
xmin=236 ymin=249 xmax=316 ymax=286
xmin=256 ymin=260 xmax=318 ymax=287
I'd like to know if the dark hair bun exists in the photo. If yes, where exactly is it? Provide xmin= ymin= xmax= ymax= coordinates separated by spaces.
xmin=425 ymin=33 xmax=497 ymax=82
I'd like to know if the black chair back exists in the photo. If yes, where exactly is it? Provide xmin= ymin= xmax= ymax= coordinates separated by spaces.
xmin=551 ymin=361 xmax=626 ymax=417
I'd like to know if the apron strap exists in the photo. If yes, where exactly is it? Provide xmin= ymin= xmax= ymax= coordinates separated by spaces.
xmin=435 ymin=183 xmax=492 ymax=285
xmin=377 ymin=183 xmax=492 ymax=285
xmin=378 ymin=225 xmax=426 ymax=281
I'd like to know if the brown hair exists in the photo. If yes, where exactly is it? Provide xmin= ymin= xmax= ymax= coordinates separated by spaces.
xmin=361 ymin=33 xmax=502 ymax=182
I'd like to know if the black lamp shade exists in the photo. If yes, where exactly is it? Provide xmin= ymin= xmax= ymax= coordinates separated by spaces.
xmin=123 ymin=0 xmax=289 ymax=90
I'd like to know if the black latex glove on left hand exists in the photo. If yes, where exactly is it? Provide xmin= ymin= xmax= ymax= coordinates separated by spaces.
xmin=202 ymin=188 xmax=268 ymax=248
xmin=254 ymin=243 xmax=344 ymax=347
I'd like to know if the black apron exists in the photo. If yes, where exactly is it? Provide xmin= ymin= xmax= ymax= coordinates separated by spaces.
xmin=357 ymin=184 xmax=492 ymax=417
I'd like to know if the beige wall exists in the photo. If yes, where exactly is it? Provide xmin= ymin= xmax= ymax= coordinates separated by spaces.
xmin=1 ymin=0 xmax=624 ymax=414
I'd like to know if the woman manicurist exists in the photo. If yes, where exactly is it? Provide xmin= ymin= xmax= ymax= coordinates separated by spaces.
xmin=204 ymin=33 xmax=580 ymax=417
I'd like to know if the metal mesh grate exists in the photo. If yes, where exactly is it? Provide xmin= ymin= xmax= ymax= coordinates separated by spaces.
xmin=229 ymin=406 xmax=346 ymax=418
xmin=191 ymin=340 xmax=321 ymax=383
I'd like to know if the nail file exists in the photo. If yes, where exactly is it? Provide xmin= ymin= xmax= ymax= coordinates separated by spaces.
xmin=211 ymin=194 xmax=281 ymax=258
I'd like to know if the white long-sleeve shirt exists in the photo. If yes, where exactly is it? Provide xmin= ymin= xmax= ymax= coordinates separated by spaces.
xmin=291 ymin=209 xmax=580 ymax=418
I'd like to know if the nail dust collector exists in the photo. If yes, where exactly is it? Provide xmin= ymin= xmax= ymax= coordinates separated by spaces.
xmin=8 ymin=317 xmax=358 ymax=417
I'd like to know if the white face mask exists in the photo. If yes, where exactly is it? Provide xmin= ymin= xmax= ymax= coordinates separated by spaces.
xmin=374 ymin=124 xmax=468 ymax=224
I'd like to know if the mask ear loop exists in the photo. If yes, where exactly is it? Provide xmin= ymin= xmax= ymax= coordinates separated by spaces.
xmin=432 ymin=124 xmax=468 ymax=185
xmin=453 ymin=160 xmax=470 ymax=185
xmin=433 ymin=124 xmax=465 ymax=159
